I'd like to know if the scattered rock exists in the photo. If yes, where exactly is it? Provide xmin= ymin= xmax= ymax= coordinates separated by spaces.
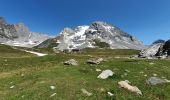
xmin=144 ymin=74 xmax=147 ymax=77
xmin=21 ymin=74 xmax=24 ymax=77
xmin=146 ymin=77 xmax=170 ymax=85
xmin=96 ymin=69 xmax=102 ymax=72
xmin=124 ymin=73 xmax=128 ymax=76
xmin=50 ymin=93 xmax=56 ymax=97
xmin=125 ymin=69 xmax=130 ymax=73
xmin=118 ymin=81 xmax=142 ymax=95
xmin=139 ymin=71 xmax=144 ymax=74
xmin=81 ymin=88 xmax=92 ymax=96
xmin=50 ymin=86 xmax=56 ymax=90
xmin=149 ymin=62 xmax=155 ymax=65
xmin=10 ymin=85 xmax=15 ymax=89
xmin=97 ymin=70 xmax=114 ymax=79
xmin=64 ymin=59 xmax=78 ymax=66
xmin=153 ymin=74 xmax=157 ymax=77
xmin=87 ymin=57 xmax=103 ymax=65
xmin=107 ymin=92 xmax=114 ymax=97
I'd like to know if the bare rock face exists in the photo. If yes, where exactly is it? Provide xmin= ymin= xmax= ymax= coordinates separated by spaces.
xmin=0 ymin=17 xmax=50 ymax=47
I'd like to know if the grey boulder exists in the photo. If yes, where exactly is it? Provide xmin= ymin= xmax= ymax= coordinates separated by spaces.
xmin=64 ymin=59 xmax=78 ymax=66
xmin=146 ymin=77 xmax=170 ymax=85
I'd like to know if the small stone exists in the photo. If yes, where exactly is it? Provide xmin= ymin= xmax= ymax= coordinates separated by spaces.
xmin=124 ymin=73 xmax=128 ymax=76
xmin=96 ymin=69 xmax=102 ymax=72
xmin=107 ymin=92 xmax=114 ymax=97
xmin=50 ymin=86 xmax=56 ymax=90
xmin=153 ymin=74 xmax=157 ymax=77
xmin=149 ymin=62 xmax=155 ymax=65
xmin=81 ymin=88 xmax=92 ymax=96
xmin=162 ymin=76 xmax=166 ymax=79
xmin=139 ymin=71 xmax=144 ymax=74
xmin=50 ymin=93 xmax=56 ymax=97
xmin=125 ymin=69 xmax=130 ymax=73
xmin=144 ymin=74 xmax=147 ymax=77
xmin=21 ymin=74 xmax=24 ymax=77
xmin=10 ymin=85 xmax=15 ymax=89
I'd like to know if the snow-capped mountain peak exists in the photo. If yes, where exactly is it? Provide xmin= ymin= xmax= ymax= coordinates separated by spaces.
xmin=37 ymin=21 xmax=146 ymax=51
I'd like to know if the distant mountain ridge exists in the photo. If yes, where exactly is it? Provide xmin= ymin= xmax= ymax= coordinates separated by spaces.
xmin=37 ymin=21 xmax=145 ymax=51
xmin=0 ymin=17 xmax=50 ymax=47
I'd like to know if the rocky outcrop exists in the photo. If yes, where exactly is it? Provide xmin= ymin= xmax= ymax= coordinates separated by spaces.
xmin=139 ymin=39 xmax=170 ymax=58
xmin=156 ymin=39 xmax=170 ymax=56
xmin=0 ymin=17 xmax=50 ymax=47
xmin=139 ymin=43 xmax=163 ymax=58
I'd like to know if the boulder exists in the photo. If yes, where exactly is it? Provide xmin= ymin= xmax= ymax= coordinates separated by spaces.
xmin=64 ymin=59 xmax=78 ymax=66
xmin=97 ymin=70 xmax=114 ymax=79
xmin=87 ymin=57 xmax=103 ymax=65
xmin=146 ymin=77 xmax=170 ymax=85
xmin=118 ymin=80 xmax=142 ymax=95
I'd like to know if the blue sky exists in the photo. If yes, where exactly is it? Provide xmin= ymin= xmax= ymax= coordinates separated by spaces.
xmin=0 ymin=0 xmax=170 ymax=44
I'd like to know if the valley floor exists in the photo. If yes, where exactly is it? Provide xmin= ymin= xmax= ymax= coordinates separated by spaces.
xmin=0 ymin=48 xmax=170 ymax=100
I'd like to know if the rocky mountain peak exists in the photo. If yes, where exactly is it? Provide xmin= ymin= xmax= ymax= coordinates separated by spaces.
xmin=0 ymin=17 xmax=50 ymax=47
xmin=37 ymin=21 xmax=145 ymax=51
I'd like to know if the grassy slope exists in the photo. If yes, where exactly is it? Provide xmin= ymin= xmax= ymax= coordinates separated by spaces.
xmin=0 ymin=44 xmax=35 ymax=58
xmin=0 ymin=49 xmax=169 ymax=100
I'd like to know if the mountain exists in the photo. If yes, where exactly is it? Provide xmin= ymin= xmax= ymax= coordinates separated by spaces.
xmin=37 ymin=21 xmax=145 ymax=51
xmin=139 ymin=39 xmax=170 ymax=58
xmin=152 ymin=39 xmax=165 ymax=45
xmin=0 ymin=17 xmax=50 ymax=47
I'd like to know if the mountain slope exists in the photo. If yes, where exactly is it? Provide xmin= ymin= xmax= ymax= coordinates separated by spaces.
xmin=37 ymin=21 xmax=145 ymax=51
xmin=0 ymin=17 xmax=50 ymax=47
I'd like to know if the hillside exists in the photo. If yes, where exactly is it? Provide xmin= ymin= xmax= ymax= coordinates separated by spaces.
xmin=0 ymin=44 xmax=35 ymax=57
xmin=0 ymin=49 xmax=169 ymax=100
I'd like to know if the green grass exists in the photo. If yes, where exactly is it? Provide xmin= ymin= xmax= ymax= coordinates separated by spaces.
xmin=0 ymin=48 xmax=170 ymax=100
xmin=0 ymin=44 xmax=35 ymax=58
